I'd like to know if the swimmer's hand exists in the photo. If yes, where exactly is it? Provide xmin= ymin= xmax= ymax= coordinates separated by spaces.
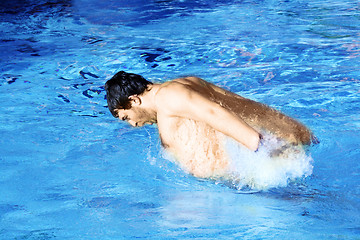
xmin=255 ymin=134 xmax=263 ymax=153
xmin=156 ymin=82 xmax=261 ymax=151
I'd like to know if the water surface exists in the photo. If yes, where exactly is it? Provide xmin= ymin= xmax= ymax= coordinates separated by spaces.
xmin=0 ymin=0 xmax=359 ymax=239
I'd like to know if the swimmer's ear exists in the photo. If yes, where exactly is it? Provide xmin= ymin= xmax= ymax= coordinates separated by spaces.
xmin=128 ymin=95 xmax=142 ymax=106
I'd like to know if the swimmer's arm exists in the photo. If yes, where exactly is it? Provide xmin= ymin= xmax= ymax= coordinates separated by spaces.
xmin=157 ymin=83 xmax=261 ymax=151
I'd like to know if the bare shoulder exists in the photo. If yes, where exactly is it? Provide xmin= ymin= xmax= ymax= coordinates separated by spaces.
xmin=154 ymin=79 xmax=201 ymax=115
xmin=173 ymin=76 xmax=210 ymax=87
xmin=174 ymin=76 xmax=230 ymax=96
xmin=155 ymin=76 xmax=222 ymax=105
xmin=156 ymin=79 xmax=193 ymax=97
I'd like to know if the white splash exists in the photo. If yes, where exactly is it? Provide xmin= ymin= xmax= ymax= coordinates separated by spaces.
xmin=223 ymin=133 xmax=313 ymax=190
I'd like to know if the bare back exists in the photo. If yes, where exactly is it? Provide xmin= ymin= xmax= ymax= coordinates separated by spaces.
xmin=169 ymin=77 xmax=312 ymax=145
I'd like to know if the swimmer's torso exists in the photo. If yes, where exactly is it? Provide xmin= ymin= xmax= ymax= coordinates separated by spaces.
xmin=156 ymin=77 xmax=312 ymax=177
xmin=157 ymin=115 xmax=229 ymax=178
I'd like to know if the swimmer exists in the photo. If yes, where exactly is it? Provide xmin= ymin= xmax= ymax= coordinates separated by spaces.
xmin=105 ymin=71 xmax=315 ymax=177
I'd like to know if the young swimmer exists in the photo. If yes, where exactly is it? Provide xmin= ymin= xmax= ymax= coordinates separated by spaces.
xmin=105 ymin=71 xmax=316 ymax=178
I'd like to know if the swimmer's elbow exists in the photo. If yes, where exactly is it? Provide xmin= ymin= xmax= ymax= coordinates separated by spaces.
xmin=299 ymin=128 xmax=318 ymax=146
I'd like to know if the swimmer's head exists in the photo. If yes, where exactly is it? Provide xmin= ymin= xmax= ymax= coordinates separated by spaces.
xmin=105 ymin=71 xmax=153 ymax=118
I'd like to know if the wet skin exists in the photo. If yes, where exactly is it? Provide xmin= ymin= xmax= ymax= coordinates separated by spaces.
xmin=116 ymin=76 xmax=312 ymax=146
xmin=115 ymin=77 xmax=313 ymax=177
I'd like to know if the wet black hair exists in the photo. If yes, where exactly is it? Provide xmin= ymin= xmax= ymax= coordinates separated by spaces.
xmin=105 ymin=71 xmax=153 ymax=118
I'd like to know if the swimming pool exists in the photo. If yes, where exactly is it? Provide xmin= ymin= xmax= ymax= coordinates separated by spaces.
xmin=1 ymin=0 xmax=359 ymax=238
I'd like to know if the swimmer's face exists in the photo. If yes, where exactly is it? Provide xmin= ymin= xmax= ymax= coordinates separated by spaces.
xmin=115 ymin=96 xmax=155 ymax=127
xmin=115 ymin=108 xmax=151 ymax=127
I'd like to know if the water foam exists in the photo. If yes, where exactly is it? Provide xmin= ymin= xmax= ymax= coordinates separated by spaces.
xmin=223 ymin=133 xmax=313 ymax=190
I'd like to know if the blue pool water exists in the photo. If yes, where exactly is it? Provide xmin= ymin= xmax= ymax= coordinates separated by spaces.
xmin=1 ymin=0 xmax=360 ymax=239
